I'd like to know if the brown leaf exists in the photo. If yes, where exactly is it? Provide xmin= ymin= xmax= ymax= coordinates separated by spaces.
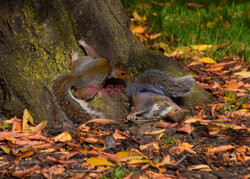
xmin=177 ymin=123 xmax=193 ymax=134
xmin=187 ymin=3 xmax=203 ymax=8
xmin=11 ymin=164 xmax=40 ymax=178
xmin=208 ymin=145 xmax=234 ymax=154
xmin=148 ymin=33 xmax=162 ymax=40
xmin=32 ymin=120 xmax=47 ymax=133
xmin=141 ymin=129 xmax=165 ymax=135
xmin=113 ymin=130 xmax=128 ymax=140
xmin=17 ymin=151 xmax=35 ymax=159
xmin=22 ymin=109 xmax=34 ymax=131
xmin=188 ymin=164 xmax=211 ymax=171
xmin=86 ymin=118 xmax=117 ymax=125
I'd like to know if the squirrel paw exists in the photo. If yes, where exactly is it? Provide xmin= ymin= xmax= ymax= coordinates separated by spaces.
xmin=70 ymin=50 xmax=79 ymax=62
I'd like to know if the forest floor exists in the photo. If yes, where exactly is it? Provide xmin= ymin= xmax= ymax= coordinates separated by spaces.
xmin=0 ymin=1 xmax=249 ymax=178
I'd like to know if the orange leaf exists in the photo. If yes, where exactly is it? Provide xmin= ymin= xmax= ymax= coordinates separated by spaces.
xmin=208 ymin=145 xmax=234 ymax=154
xmin=177 ymin=123 xmax=193 ymax=134
xmin=86 ymin=157 xmax=114 ymax=166
xmin=130 ymin=25 xmax=145 ymax=34
xmin=113 ymin=130 xmax=128 ymax=140
xmin=32 ymin=120 xmax=47 ymax=133
xmin=17 ymin=150 xmax=35 ymax=159
xmin=86 ymin=118 xmax=117 ymax=125
xmin=53 ymin=132 xmax=72 ymax=142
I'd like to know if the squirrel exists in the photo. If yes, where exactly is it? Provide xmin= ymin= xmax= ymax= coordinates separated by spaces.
xmin=126 ymin=69 xmax=195 ymax=122
xmin=53 ymin=40 xmax=129 ymax=123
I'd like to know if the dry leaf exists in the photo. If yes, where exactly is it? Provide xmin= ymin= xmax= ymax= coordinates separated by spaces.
xmin=86 ymin=157 xmax=114 ymax=166
xmin=188 ymin=164 xmax=211 ymax=171
xmin=17 ymin=150 xmax=35 ymax=159
xmin=53 ymin=132 xmax=72 ymax=142
xmin=234 ymin=71 xmax=250 ymax=78
xmin=148 ymin=33 xmax=161 ymax=40
xmin=191 ymin=44 xmax=213 ymax=51
xmin=187 ymin=3 xmax=203 ymax=8
xmin=140 ymin=142 xmax=159 ymax=152
xmin=116 ymin=150 xmax=145 ymax=159
xmin=86 ymin=118 xmax=117 ymax=125
xmin=32 ymin=120 xmax=47 ymax=133
xmin=0 ymin=145 xmax=11 ymax=154
xmin=22 ymin=109 xmax=34 ymax=131
xmin=208 ymin=145 xmax=234 ymax=154
xmin=141 ymin=129 xmax=165 ymax=135
xmin=132 ymin=12 xmax=142 ymax=22
xmin=199 ymin=57 xmax=216 ymax=64
xmin=128 ymin=159 xmax=150 ymax=165
xmin=177 ymin=123 xmax=193 ymax=134
xmin=130 ymin=25 xmax=145 ymax=34
xmin=113 ymin=130 xmax=128 ymax=140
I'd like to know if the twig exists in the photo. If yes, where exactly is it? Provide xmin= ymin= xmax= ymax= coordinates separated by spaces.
xmin=174 ymin=154 xmax=189 ymax=166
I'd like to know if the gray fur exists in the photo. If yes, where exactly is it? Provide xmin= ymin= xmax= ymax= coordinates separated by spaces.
xmin=135 ymin=69 xmax=195 ymax=98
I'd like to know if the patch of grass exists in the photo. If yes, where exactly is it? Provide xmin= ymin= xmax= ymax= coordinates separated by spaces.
xmin=122 ymin=0 xmax=249 ymax=61
xmin=0 ymin=123 xmax=10 ymax=131
xmin=161 ymin=136 xmax=178 ymax=149
xmin=102 ymin=166 xmax=130 ymax=179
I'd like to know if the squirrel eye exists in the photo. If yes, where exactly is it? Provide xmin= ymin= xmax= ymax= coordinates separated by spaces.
xmin=121 ymin=72 xmax=125 ymax=75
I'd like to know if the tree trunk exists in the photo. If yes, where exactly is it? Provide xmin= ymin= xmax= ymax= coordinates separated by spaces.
xmin=0 ymin=0 xmax=212 ymax=130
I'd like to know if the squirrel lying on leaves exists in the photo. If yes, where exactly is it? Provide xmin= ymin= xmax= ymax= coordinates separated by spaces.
xmin=127 ymin=69 xmax=195 ymax=122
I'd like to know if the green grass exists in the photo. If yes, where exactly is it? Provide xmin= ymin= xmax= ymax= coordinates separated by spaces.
xmin=122 ymin=0 xmax=249 ymax=61
xmin=102 ymin=166 xmax=130 ymax=179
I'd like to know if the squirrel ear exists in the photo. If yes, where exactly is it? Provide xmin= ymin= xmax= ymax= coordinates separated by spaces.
xmin=113 ymin=57 xmax=123 ymax=68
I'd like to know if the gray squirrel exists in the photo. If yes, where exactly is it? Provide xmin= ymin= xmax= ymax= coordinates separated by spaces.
xmin=127 ymin=69 xmax=195 ymax=122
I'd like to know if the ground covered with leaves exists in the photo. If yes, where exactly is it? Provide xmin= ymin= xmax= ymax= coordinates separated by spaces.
xmin=0 ymin=56 xmax=249 ymax=178
xmin=0 ymin=1 xmax=249 ymax=178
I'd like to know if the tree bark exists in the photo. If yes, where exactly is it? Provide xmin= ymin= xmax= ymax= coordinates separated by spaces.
xmin=0 ymin=0 xmax=212 ymax=130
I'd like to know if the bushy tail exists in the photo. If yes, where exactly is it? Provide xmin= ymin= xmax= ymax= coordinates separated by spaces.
xmin=135 ymin=69 xmax=195 ymax=98
xmin=52 ymin=74 xmax=103 ymax=123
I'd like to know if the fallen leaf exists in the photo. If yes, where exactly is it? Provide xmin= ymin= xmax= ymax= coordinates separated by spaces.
xmin=148 ymin=33 xmax=162 ymax=40
xmin=17 ymin=150 xmax=35 ymax=159
xmin=191 ymin=44 xmax=213 ymax=51
xmin=234 ymin=71 xmax=250 ymax=78
xmin=0 ymin=145 xmax=11 ymax=154
xmin=132 ymin=12 xmax=142 ymax=22
xmin=86 ymin=118 xmax=117 ymax=125
xmin=140 ymin=142 xmax=159 ymax=152
xmin=208 ymin=145 xmax=235 ymax=154
xmin=128 ymin=159 xmax=150 ymax=165
xmin=130 ymin=25 xmax=145 ymax=34
xmin=116 ymin=150 xmax=145 ymax=159
xmin=199 ymin=57 xmax=216 ymax=64
xmin=53 ymin=132 xmax=72 ymax=142
xmin=32 ymin=120 xmax=47 ymax=133
xmin=113 ymin=130 xmax=128 ymax=140
xmin=22 ymin=109 xmax=34 ymax=131
xmin=141 ymin=129 xmax=165 ymax=135
xmin=86 ymin=157 xmax=114 ymax=166
xmin=188 ymin=164 xmax=211 ymax=171
xmin=177 ymin=123 xmax=193 ymax=134
xmin=187 ymin=3 xmax=203 ymax=8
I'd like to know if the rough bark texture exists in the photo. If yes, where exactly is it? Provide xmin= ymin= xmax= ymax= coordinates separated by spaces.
xmin=0 ymin=0 xmax=212 ymax=130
